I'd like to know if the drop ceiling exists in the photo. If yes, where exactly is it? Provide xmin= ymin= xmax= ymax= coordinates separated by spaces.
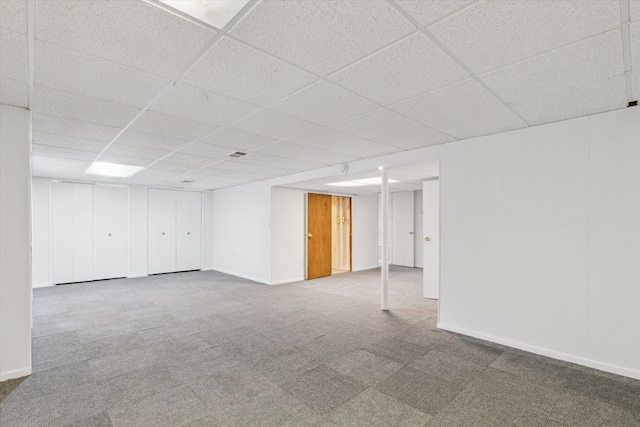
xmin=0 ymin=0 xmax=637 ymax=190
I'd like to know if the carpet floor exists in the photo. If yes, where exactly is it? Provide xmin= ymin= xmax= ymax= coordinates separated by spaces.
xmin=0 ymin=267 xmax=638 ymax=426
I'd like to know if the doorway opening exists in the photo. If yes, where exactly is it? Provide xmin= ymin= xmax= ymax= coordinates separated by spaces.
xmin=331 ymin=196 xmax=351 ymax=275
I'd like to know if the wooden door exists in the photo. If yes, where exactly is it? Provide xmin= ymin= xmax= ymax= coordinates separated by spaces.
xmin=307 ymin=193 xmax=332 ymax=279
xmin=176 ymin=191 xmax=202 ymax=272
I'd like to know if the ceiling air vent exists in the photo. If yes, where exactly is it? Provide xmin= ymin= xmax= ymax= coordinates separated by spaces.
xmin=227 ymin=151 xmax=248 ymax=159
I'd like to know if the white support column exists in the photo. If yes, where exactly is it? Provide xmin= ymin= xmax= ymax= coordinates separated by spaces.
xmin=380 ymin=167 xmax=389 ymax=311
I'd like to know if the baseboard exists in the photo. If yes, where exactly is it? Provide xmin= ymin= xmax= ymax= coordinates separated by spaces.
xmin=271 ymin=277 xmax=305 ymax=285
xmin=0 ymin=367 xmax=32 ymax=382
xmin=352 ymin=265 xmax=379 ymax=272
xmin=210 ymin=268 xmax=270 ymax=285
xmin=127 ymin=273 xmax=147 ymax=278
xmin=32 ymin=282 xmax=53 ymax=288
xmin=437 ymin=322 xmax=640 ymax=381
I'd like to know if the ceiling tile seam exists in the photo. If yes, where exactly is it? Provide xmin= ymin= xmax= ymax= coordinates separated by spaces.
xmin=27 ymin=0 xmax=35 ymax=109
xmin=421 ymin=0 xmax=483 ymax=28
xmin=95 ymin=0 xmax=261 ymax=176
xmin=386 ymin=0 xmax=530 ymax=127
xmin=620 ymin=0 xmax=635 ymax=102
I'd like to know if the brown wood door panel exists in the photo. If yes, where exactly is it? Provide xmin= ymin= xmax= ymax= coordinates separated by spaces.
xmin=307 ymin=193 xmax=332 ymax=279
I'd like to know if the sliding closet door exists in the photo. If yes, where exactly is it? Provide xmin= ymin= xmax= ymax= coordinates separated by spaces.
xmin=148 ymin=189 xmax=177 ymax=274
xmin=93 ymin=185 xmax=128 ymax=280
xmin=176 ymin=191 xmax=202 ymax=272
xmin=52 ymin=182 xmax=74 ymax=284
xmin=72 ymin=184 xmax=94 ymax=282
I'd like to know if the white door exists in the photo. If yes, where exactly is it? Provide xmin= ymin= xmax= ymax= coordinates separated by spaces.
xmin=176 ymin=191 xmax=202 ymax=272
xmin=391 ymin=191 xmax=415 ymax=267
xmin=148 ymin=189 xmax=177 ymax=274
xmin=52 ymin=182 xmax=74 ymax=284
xmin=423 ymin=180 xmax=440 ymax=299
xmin=93 ymin=185 xmax=128 ymax=280
xmin=72 ymin=183 xmax=93 ymax=282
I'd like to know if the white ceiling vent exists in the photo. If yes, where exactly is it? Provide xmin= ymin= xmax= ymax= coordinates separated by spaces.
xmin=227 ymin=151 xmax=248 ymax=159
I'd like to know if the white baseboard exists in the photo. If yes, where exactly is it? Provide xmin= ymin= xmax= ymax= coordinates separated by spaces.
xmin=127 ymin=273 xmax=147 ymax=278
xmin=437 ymin=322 xmax=640 ymax=381
xmin=1 ymin=367 xmax=32 ymax=382
xmin=210 ymin=268 xmax=270 ymax=285
xmin=32 ymin=282 xmax=53 ymax=288
xmin=271 ymin=277 xmax=305 ymax=285
xmin=352 ymin=265 xmax=379 ymax=272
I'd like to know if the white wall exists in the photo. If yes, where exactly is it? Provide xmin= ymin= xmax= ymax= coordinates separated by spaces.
xmin=414 ymin=190 xmax=423 ymax=268
xmin=212 ymin=181 xmax=271 ymax=284
xmin=202 ymin=190 xmax=214 ymax=270
xmin=439 ymin=107 xmax=640 ymax=380
xmin=352 ymin=193 xmax=379 ymax=271
xmin=32 ymin=177 xmax=50 ymax=286
xmin=129 ymin=185 xmax=148 ymax=277
xmin=271 ymin=187 xmax=305 ymax=284
xmin=1 ymin=104 xmax=32 ymax=380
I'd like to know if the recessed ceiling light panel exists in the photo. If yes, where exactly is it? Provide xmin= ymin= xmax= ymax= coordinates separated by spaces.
xmin=154 ymin=0 xmax=251 ymax=29
xmin=85 ymin=162 xmax=143 ymax=178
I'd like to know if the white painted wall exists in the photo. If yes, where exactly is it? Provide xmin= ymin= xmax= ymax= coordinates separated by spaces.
xmin=0 ymin=104 xmax=32 ymax=380
xmin=352 ymin=193 xmax=379 ymax=271
xmin=31 ymin=177 xmax=50 ymax=286
xmin=212 ymin=181 xmax=271 ymax=284
xmin=202 ymin=190 xmax=214 ymax=270
xmin=129 ymin=186 xmax=148 ymax=277
xmin=439 ymin=107 xmax=640 ymax=380
xmin=414 ymin=190 xmax=423 ymax=268
xmin=271 ymin=187 xmax=305 ymax=284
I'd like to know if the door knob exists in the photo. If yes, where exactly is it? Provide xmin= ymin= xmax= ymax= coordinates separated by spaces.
xmin=187 ymin=232 xmax=190 ymax=235
xmin=308 ymin=233 xmax=313 ymax=239
xmin=424 ymin=237 xmax=430 ymax=241
xmin=108 ymin=233 xmax=111 ymax=237
xmin=162 ymin=232 xmax=165 ymax=235
xmin=409 ymin=231 xmax=414 ymax=235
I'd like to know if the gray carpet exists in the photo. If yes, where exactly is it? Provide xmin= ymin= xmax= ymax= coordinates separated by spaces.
xmin=1 ymin=267 xmax=638 ymax=426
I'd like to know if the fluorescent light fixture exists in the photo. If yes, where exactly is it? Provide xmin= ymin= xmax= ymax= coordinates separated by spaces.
xmin=85 ymin=162 xmax=143 ymax=178
xmin=154 ymin=0 xmax=250 ymax=29
xmin=327 ymin=177 xmax=399 ymax=187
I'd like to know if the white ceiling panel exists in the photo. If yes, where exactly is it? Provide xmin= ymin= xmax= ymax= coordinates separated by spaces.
xmin=231 ymin=152 xmax=285 ymax=167
xmin=269 ymin=80 xmax=379 ymax=126
xmin=253 ymin=142 xmax=316 ymax=158
xmin=204 ymin=160 xmax=256 ymax=173
xmin=329 ymin=140 xmax=397 ymax=158
xmin=230 ymin=170 xmax=273 ymax=181
xmin=163 ymin=152 xmax=216 ymax=167
xmin=0 ymin=0 xmax=27 ymax=35
xmin=372 ymin=125 xmax=456 ymax=150
xmin=198 ymin=176 xmax=251 ymax=189
xmin=32 ymin=156 xmax=90 ymax=179
xmin=103 ymin=144 xmax=170 ymax=161
xmin=331 ymin=109 xmax=421 ymax=139
xmin=181 ymin=37 xmax=317 ymax=106
xmin=179 ymin=142 xmax=235 ymax=159
xmin=33 ymin=131 xmax=107 ymax=153
xmin=429 ymin=105 xmax=527 ymax=140
xmin=32 ymin=144 xmax=97 ymax=162
xmin=229 ymin=0 xmax=415 ymax=75
xmin=268 ymin=158 xmax=325 ymax=172
xmin=153 ymin=161 xmax=196 ymax=173
xmin=481 ymin=30 xmax=624 ymax=103
xmin=396 ymin=0 xmax=477 ymax=26
xmin=131 ymin=111 xmax=219 ymax=141
xmin=632 ymin=22 xmax=640 ymax=100
xmin=33 ymin=86 xmax=140 ymax=128
xmin=296 ymin=150 xmax=361 ymax=165
xmin=511 ymin=75 xmax=628 ymax=126
xmin=429 ymin=0 xmax=621 ymax=74
xmin=36 ymin=0 xmax=216 ymax=78
xmin=99 ymin=155 xmax=153 ymax=167
xmin=231 ymin=109 xmax=320 ymax=141
xmin=33 ymin=113 xmax=120 ymax=142
xmin=288 ymin=127 xmax=370 ymax=151
xmin=151 ymin=83 xmax=260 ymax=127
xmin=0 ymin=29 xmax=28 ymax=82
xmin=249 ymin=166 xmax=298 ymax=178
xmin=115 ymin=129 xmax=190 ymax=152
xmin=201 ymin=128 xmax=276 ymax=151
xmin=329 ymin=32 xmax=468 ymax=105
xmin=632 ymin=0 xmax=640 ymax=22
xmin=35 ymin=42 xmax=170 ymax=109
xmin=0 ymin=77 xmax=28 ymax=108
xmin=390 ymin=78 xmax=502 ymax=125
xmin=182 ymin=167 xmax=232 ymax=177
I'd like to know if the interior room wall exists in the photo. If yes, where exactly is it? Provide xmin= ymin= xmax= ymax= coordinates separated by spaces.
xmin=202 ymin=190 xmax=214 ymax=271
xmin=352 ymin=193 xmax=379 ymax=271
xmin=212 ymin=181 xmax=272 ymax=284
xmin=0 ymin=104 xmax=32 ymax=381
xmin=414 ymin=190 xmax=423 ymax=268
xmin=439 ymin=107 xmax=640 ymax=380
xmin=271 ymin=187 xmax=305 ymax=284
xmin=31 ymin=177 xmax=50 ymax=286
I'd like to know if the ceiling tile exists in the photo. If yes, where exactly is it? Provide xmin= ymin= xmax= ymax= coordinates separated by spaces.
xmin=231 ymin=109 xmax=320 ymax=141
xmin=329 ymin=32 xmax=468 ymax=105
xmin=33 ymin=86 xmax=140 ymax=128
xmin=33 ymin=113 xmax=120 ymax=142
xmin=103 ymin=144 xmax=170 ymax=161
xmin=99 ymin=155 xmax=153 ymax=167
xmin=632 ymin=22 xmax=640 ymax=100
xmin=510 ymin=75 xmax=628 ymax=126
xmin=1 ymin=29 xmax=28 ymax=82
xmin=372 ymin=126 xmax=456 ymax=149
xmin=632 ymin=0 xmax=640 ymax=22
xmin=229 ymin=0 xmax=415 ymax=75
xmin=329 ymin=140 xmax=397 ymax=158
xmin=205 ymin=160 xmax=255 ymax=173
xmin=429 ymin=0 xmax=620 ymax=74
xmin=331 ymin=109 xmax=421 ymax=139
xmin=201 ymin=128 xmax=276 ymax=151
xmin=249 ymin=166 xmax=297 ymax=177
xmin=117 ymin=129 xmax=190 ymax=152
xmin=231 ymin=152 xmax=284 ymax=166
xmin=153 ymin=161 xmax=196 ymax=173
xmin=480 ymin=30 xmax=624 ymax=103
xmin=428 ymin=105 xmax=526 ymax=140
xmin=163 ymin=152 xmax=215 ymax=167
xmin=253 ymin=142 xmax=316 ymax=158
xmin=32 ymin=156 xmax=90 ymax=179
xmin=184 ymin=167 xmax=233 ymax=177
xmin=32 ymin=131 xmax=107 ymax=153
xmin=268 ymin=158 xmax=325 ymax=172
xmin=198 ymin=176 xmax=251 ymax=190
xmin=32 ymin=144 xmax=97 ymax=162
xmin=390 ymin=79 xmax=503 ymax=125
xmin=36 ymin=0 xmax=216 ymax=78
xmin=288 ymin=127 xmax=371 ymax=151
xmin=35 ymin=42 xmax=170 ymax=109
xmin=295 ymin=150 xmax=361 ymax=165
xmin=181 ymin=37 xmax=317 ymax=106
xmin=131 ymin=111 xmax=219 ymax=141
xmin=396 ymin=0 xmax=476 ymax=26
xmin=0 ymin=0 xmax=27 ymax=34
xmin=230 ymin=171 xmax=272 ymax=181
xmin=179 ymin=142 xmax=235 ymax=159
xmin=151 ymin=83 xmax=260 ymax=127
xmin=270 ymin=81 xmax=379 ymax=126
xmin=0 ymin=77 xmax=28 ymax=108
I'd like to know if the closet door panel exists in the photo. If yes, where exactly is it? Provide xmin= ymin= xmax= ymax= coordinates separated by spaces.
xmin=110 ymin=186 xmax=129 ymax=279
xmin=93 ymin=185 xmax=111 ymax=280
xmin=176 ymin=191 xmax=202 ymax=272
xmin=148 ymin=189 xmax=176 ymax=274
xmin=72 ymin=183 xmax=93 ymax=282
xmin=52 ymin=182 xmax=74 ymax=284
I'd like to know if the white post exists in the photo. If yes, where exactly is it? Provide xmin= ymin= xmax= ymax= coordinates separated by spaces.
xmin=380 ymin=167 xmax=389 ymax=311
